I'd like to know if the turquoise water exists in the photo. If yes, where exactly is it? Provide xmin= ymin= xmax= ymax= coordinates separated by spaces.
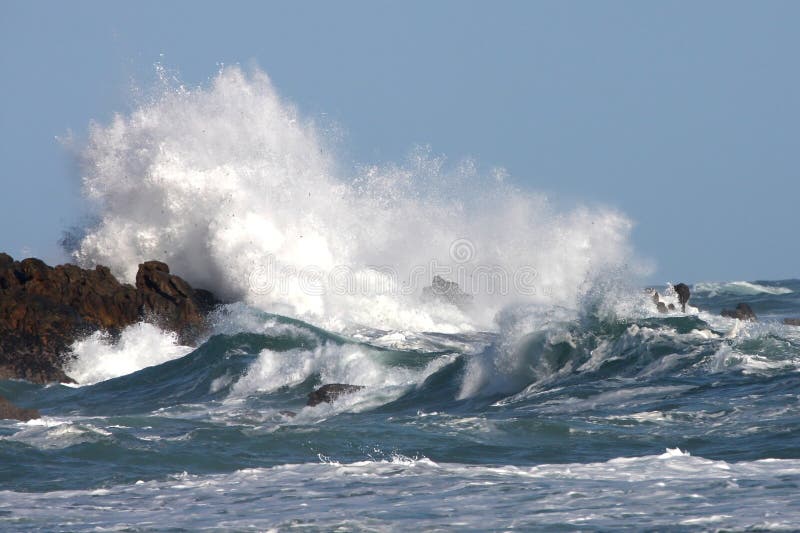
xmin=2 ymin=280 xmax=800 ymax=530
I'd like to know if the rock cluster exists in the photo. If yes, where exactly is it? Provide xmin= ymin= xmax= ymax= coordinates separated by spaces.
xmin=648 ymin=283 xmax=689 ymax=314
xmin=0 ymin=254 xmax=219 ymax=384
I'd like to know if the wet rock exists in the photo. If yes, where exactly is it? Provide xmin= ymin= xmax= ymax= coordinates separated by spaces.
xmin=783 ymin=318 xmax=800 ymax=327
xmin=645 ymin=287 xmax=688 ymax=314
xmin=721 ymin=303 xmax=757 ymax=322
xmin=0 ymin=395 xmax=40 ymax=421
xmin=673 ymin=283 xmax=691 ymax=313
xmin=422 ymin=275 xmax=473 ymax=309
xmin=0 ymin=253 xmax=220 ymax=384
xmin=134 ymin=261 xmax=219 ymax=343
xmin=307 ymin=384 xmax=365 ymax=406
xmin=649 ymin=289 xmax=676 ymax=314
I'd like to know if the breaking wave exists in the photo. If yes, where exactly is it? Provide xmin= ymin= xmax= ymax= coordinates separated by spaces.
xmin=70 ymin=65 xmax=640 ymax=333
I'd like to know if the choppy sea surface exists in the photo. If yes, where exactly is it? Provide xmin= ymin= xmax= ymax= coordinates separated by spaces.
xmin=3 ymin=66 xmax=799 ymax=530
xmin=2 ymin=280 xmax=800 ymax=531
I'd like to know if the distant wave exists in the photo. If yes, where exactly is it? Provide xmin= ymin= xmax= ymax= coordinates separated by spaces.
xmin=693 ymin=281 xmax=793 ymax=298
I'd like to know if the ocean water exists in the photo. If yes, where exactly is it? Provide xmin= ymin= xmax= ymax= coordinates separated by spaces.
xmin=2 ymin=67 xmax=799 ymax=530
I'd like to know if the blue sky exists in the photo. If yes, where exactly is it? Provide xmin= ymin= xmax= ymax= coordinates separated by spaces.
xmin=1 ymin=1 xmax=798 ymax=283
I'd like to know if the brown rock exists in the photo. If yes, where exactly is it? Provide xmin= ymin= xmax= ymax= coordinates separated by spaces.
xmin=307 ymin=384 xmax=365 ymax=406
xmin=0 ymin=253 xmax=220 ymax=384
xmin=0 ymin=395 xmax=40 ymax=421
xmin=784 ymin=318 xmax=800 ymax=327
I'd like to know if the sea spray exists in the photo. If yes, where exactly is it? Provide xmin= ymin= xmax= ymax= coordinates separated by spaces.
xmin=71 ymin=65 xmax=639 ymax=334
xmin=65 ymin=322 xmax=192 ymax=385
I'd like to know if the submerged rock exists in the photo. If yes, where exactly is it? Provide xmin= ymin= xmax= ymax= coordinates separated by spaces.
xmin=0 ymin=395 xmax=40 ymax=421
xmin=783 ymin=318 xmax=800 ymax=327
xmin=0 ymin=253 xmax=220 ymax=384
xmin=721 ymin=303 xmax=758 ymax=322
xmin=422 ymin=275 xmax=473 ymax=309
xmin=307 ymin=384 xmax=365 ymax=406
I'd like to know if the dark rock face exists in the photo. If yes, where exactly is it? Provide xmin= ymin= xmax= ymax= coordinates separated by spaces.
xmin=673 ymin=283 xmax=691 ymax=313
xmin=783 ymin=318 xmax=800 ymax=327
xmin=135 ymin=261 xmax=219 ymax=340
xmin=0 ymin=254 xmax=219 ymax=384
xmin=307 ymin=384 xmax=365 ymax=406
xmin=422 ymin=275 xmax=473 ymax=309
xmin=721 ymin=303 xmax=757 ymax=322
xmin=0 ymin=395 xmax=40 ymax=421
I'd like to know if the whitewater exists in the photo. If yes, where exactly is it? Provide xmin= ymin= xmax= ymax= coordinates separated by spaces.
xmin=2 ymin=67 xmax=799 ymax=531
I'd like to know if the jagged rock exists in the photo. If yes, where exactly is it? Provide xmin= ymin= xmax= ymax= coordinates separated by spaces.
xmin=783 ymin=318 xmax=800 ymax=327
xmin=674 ymin=283 xmax=691 ymax=313
xmin=135 ymin=261 xmax=218 ymax=341
xmin=649 ymin=289 xmax=677 ymax=314
xmin=721 ymin=303 xmax=757 ymax=321
xmin=422 ymin=275 xmax=473 ymax=308
xmin=0 ymin=253 xmax=219 ymax=384
xmin=307 ymin=384 xmax=365 ymax=406
xmin=0 ymin=395 xmax=40 ymax=421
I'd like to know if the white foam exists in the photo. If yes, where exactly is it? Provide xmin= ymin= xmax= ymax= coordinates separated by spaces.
xmin=71 ymin=65 xmax=640 ymax=334
xmin=708 ymin=343 xmax=796 ymax=374
xmin=694 ymin=281 xmax=792 ymax=297
xmin=65 ymin=322 xmax=193 ymax=385
xmin=3 ymin=420 xmax=111 ymax=450
xmin=228 ymin=342 xmax=455 ymax=410
xmin=2 ymin=453 xmax=799 ymax=530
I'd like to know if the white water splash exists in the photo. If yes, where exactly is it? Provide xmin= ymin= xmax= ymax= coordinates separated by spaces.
xmin=72 ymin=65 xmax=639 ymax=334
xmin=65 ymin=322 xmax=192 ymax=385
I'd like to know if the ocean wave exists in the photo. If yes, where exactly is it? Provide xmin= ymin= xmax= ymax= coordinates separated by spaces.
xmin=69 ymin=65 xmax=641 ymax=334
xmin=693 ymin=280 xmax=793 ymax=297
xmin=2 ymin=453 xmax=798 ymax=530
xmin=65 ymin=322 xmax=192 ymax=385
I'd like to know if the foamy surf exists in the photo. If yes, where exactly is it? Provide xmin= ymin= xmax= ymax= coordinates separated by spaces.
xmin=1 ymin=454 xmax=798 ymax=530
xmin=65 ymin=322 xmax=192 ymax=385
xmin=2 ymin=62 xmax=799 ymax=532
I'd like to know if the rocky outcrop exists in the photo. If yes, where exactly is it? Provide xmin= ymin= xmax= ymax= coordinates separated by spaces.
xmin=422 ymin=275 xmax=473 ymax=309
xmin=134 ymin=261 xmax=219 ymax=339
xmin=0 ymin=254 xmax=219 ymax=384
xmin=674 ymin=283 xmax=691 ymax=313
xmin=307 ymin=384 xmax=365 ymax=406
xmin=0 ymin=395 xmax=40 ymax=421
xmin=784 ymin=318 xmax=800 ymax=327
xmin=721 ymin=303 xmax=757 ymax=321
